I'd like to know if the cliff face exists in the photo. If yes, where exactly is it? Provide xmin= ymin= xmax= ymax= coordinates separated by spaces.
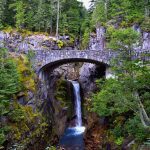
xmin=1 ymin=27 xmax=149 ymax=149
xmin=0 ymin=31 xmax=75 ymax=53
xmin=37 ymin=63 xmax=87 ymax=135
xmin=1 ymin=27 xmax=149 ymax=54
xmin=89 ymin=25 xmax=150 ymax=52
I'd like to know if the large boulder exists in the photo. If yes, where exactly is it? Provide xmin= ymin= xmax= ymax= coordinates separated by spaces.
xmin=79 ymin=63 xmax=106 ymax=96
xmin=79 ymin=63 xmax=97 ymax=96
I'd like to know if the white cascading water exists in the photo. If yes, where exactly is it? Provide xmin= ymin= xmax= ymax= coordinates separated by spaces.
xmin=71 ymin=81 xmax=82 ymax=126
xmin=67 ymin=80 xmax=85 ymax=135
xmin=59 ymin=81 xmax=85 ymax=149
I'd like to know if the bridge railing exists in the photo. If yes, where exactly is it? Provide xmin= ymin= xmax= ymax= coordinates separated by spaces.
xmin=34 ymin=49 xmax=149 ymax=58
xmin=33 ymin=49 xmax=149 ymax=69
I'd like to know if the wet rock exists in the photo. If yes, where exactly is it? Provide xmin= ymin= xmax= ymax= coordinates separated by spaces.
xmin=121 ymin=138 xmax=135 ymax=150
xmin=142 ymin=32 xmax=150 ymax=50
xmin=59 ymin=35 xmax=70 ymax=40
xmin=37 ymin=68 xmax=75 ymax=137
xmin=64 ymin=46 xmax=74 ymax=50
xmin=27 ymin=91 xmax=34 ymax=100
xmin=79 ymin=63 xmax=97 ymax=96
xmin=42 ymin=40 xmax=52 ymax=47
xmin=84 ymin=115 xmax=106 ymax=150
xmin=52 ymin=63 xmax=81 ymax=80
xmin=18 ymin=96 xmax=26 ymax=105
xmin=52 ymin=44 xmax=59 ymax=50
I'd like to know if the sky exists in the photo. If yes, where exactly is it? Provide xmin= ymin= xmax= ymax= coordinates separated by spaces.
xmin=79 ymin=0 xmax=91 ymax=9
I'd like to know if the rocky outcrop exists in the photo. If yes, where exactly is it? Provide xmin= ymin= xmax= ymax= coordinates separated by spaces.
xmin=51 ymin=63 xmax=82 ymax=80
xmin=79 ymin=63 xmax=106 ymax=96
xmin=79 ymin=63 xmax=97 ymax=96
xmin=0 ymin=31 xmax=75 ymax=53
xmin=89 ymin=25 xmax=150 ymax=53
xmin=37 ymin=70 xmax=67 ymax=137
xmin=142 ymin=32 xmax=150 ymax=50
xmin=37 ymin=63 xmax=83 ymax=137
xmin=84 ymin=113 xmax=107 ymax=150
xmin=89 ymin=26 xmax=106 ymax=50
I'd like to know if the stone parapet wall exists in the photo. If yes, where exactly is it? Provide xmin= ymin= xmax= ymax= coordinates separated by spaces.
xmin=34 ymin=49 xmax=149 ymax=72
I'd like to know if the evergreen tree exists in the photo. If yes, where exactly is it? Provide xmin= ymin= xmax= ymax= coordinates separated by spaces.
xmin=93 ymin=28 xmax=150 ymax=141
xmin=91 ymin=0 xmax=149 ymax=27
xmin=0 ymin=48 xmax=21 ymax=145
xmin=0 ymin=0 xmax=6 ymax=28
xmin=9 ymin=0 xmax=26 ymax=29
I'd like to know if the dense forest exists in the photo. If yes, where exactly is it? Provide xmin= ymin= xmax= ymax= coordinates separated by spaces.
xmin=0 ymin=0 xmax=89 ymax=38
xmin=0 ymin=0 xmax=150 ymax=150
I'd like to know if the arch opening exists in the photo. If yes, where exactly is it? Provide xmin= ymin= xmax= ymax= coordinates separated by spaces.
xmin=39 ymin=58 xmax=108 ymax=74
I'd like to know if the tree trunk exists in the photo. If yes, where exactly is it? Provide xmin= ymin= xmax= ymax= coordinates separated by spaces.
xmin=145 ymin=0 xmax=150 ymax=17
xmin=135 ymin=92 xmax=150 ymax=128
xmin=56 ymin=0 xmax=60 ymax=39
xmin=105 ymin=0 xmax=108 ymax=21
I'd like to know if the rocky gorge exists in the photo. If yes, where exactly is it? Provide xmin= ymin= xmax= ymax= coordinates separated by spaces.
xmin=0 ymin=25 xmax=150 ymax=149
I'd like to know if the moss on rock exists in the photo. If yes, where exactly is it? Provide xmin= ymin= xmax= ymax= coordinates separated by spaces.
xmin=54 ymin=79 xmax=70 ymax=108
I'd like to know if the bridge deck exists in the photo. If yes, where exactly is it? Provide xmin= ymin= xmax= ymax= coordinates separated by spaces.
xmin=33 ymin=49 xmax=149 ymax=71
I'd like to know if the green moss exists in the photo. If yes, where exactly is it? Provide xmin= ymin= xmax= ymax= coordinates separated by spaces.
xmin=57 ymin=40 xmax=64 ymax=49
xmin=0 ymin=52 xmax=52 ymax=149
xmin=8 ymin=102 xmax=49 ymax=148
xmin=54 ymin=79 xmax=69 ymax=107
xmin=46 ymin=146 xmax=56 ymax=150
xmin=2 ymin=27 xmax=49 ymax=37
xmin=54 ymin=79 xmax=74 ymax=120
xmin=0 ymin=133 xmax=6 ymax=147
xmin=141 ymin=18 xmax=150 ymax=32
xmin=2 ymin=26 xmax=14 ymax=33
xmin=81 ymin=28 xmax=90 ymax=49
xmin=67 ymin=37 xmax=74 ymax=46
xmin=14 ymin=54 xmax=36 ymax=92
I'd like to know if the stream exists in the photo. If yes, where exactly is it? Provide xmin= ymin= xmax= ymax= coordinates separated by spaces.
xmin=59 ymin=81 xmax=85 ymax=150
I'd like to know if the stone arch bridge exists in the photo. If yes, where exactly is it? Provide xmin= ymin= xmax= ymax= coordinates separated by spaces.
xmin=34 ymin=49 xmax=148 ymax=72
xmin=35 ymin=50 xmax=113 ymax=71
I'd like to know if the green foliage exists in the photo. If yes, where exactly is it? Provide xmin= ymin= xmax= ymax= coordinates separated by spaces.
xmin=141 ymin=17 xmax=150 ymax=31
xmin=0 ymin=48 xmax=21 ymax=104
xmin=0 ymin=0 xmax=88 ymax=38
xmin=0 ymin=48 xmax=21 ymax=146
xmin=45 ymin=146 xmax=56 ymax=150
xmin=106 ymin=27 xmax=140 ymax=51
xmin=93 ymin=79 xmax=133 ymax=116
xmin=0 ymin=48 xmax=49 ymax=149
xmin=15 ymin=54 xmax=35 ymax=92
xmin=8 ymin=106 xmax=25 ymax=122
xmin=59 ymin=0 xmax=87 ymax=37
xmin=26 ymin=50 xmax=35 ymax=62
xmin=0 ymin=59 xmax=20 ymax=94
xmin=9 ymin=1 xmax=26 ymax=29
xmin=81 ymin=28 xmax=90 ymax=49
xmin=0 ymin=0 xmax=5 ymax=29
xmin=124 ymin=116 xmax=149 ymax=142
xmin=0 ymin=133 xmax=5 ymax=146
xmin=92 ymin=28 xmax=150 ymax=144
xmin=91 ymin=0 xmax=107 ymax=26
xmin=8 ymin=103 xmax=49 ymax=147
xmin=91 ymin=0 xmax=149 ymax=30
xmin=115 ymin=137 xmax=124 ymax=146
xmin=57 ymin=40 xmax=64 ymax=49
xmin=54 ymin=79 xmax=69 ymax=107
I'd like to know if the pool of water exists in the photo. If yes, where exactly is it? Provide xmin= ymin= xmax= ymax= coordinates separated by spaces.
xmin=59 ymin=127 xmax=85 ymax=150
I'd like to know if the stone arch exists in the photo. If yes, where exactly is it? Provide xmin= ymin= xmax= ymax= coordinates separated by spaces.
xmin=35 ymin=50 xmax=111 ymax=73
xmin=39 ymin=58 xmax=108 ymax=73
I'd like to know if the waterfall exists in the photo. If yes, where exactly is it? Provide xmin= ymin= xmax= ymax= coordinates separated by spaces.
xmin=59 ymin=80 xmax=85 ymax=149
xmin=71 ymin=81 xmax=82 ymax=126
